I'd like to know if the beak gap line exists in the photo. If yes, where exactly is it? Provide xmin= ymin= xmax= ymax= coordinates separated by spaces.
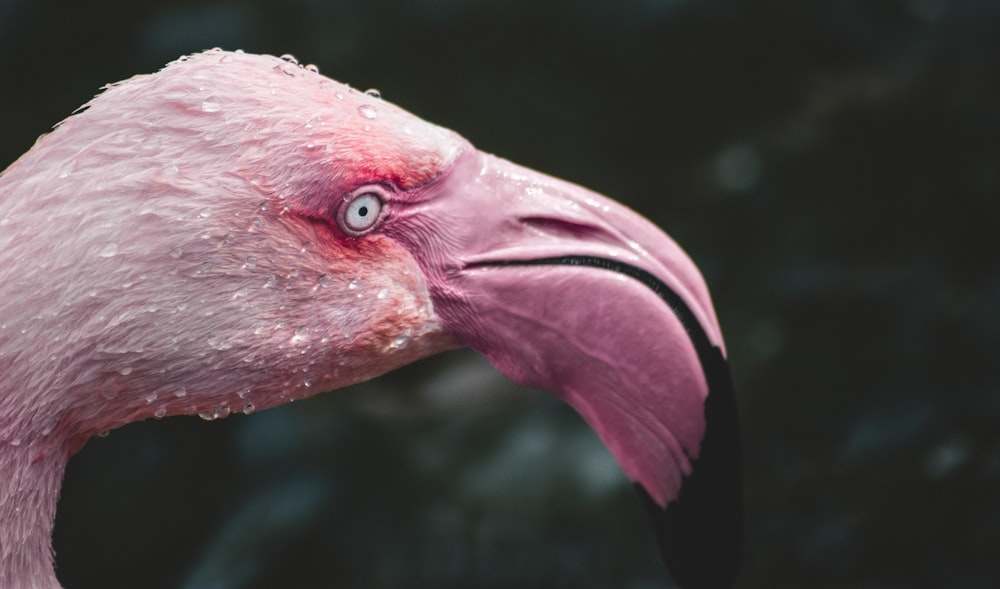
xmin=467 ymin=255 xmax=714 ymax=367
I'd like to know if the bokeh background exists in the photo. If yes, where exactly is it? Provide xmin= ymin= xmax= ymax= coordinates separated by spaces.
xmin=1 ymin=1 xmax=997 ymax=588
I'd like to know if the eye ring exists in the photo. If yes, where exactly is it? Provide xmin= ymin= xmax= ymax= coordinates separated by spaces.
xmin=337 ymin=186 xmax=386 ymax=236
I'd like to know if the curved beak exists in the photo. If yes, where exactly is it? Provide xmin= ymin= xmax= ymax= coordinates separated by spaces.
xmin=389 ymin=146 xmax=742 ymax=588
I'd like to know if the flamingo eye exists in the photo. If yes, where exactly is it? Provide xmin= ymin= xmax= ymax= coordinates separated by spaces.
xmin=339 ymin=191 xmax=383 ymax=236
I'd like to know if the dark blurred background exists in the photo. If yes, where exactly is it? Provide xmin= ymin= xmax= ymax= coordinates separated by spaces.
xmin=2 ymin=0 xmax=997 ymax=588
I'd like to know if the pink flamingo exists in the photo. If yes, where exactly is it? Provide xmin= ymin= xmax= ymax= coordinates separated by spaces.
xmin=0 ymin=50 xmax=740 ymax=588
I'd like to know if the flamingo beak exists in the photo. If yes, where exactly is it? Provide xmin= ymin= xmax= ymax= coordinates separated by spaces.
xmin=388 ymin=147 xmax=742 ymax=588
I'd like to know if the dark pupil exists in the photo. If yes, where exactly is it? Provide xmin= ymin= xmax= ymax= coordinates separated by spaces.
xmin=358 ymin=206 xmax=369 ymax=217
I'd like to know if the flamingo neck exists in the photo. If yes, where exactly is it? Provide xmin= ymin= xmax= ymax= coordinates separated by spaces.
xmin=0 ymin=438 xmax=68 ymax=589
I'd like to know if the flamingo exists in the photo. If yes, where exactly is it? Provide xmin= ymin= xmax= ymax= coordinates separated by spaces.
xmin=0 ymin=50 xmax=741 ymax=589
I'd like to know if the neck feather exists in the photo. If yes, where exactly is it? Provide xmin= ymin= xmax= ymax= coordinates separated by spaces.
xmin=0 ymin=439 xmax=68 ymax=589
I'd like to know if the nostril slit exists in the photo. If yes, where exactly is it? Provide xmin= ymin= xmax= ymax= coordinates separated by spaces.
xmin=520 ymin=216 xmax=604 ymax=239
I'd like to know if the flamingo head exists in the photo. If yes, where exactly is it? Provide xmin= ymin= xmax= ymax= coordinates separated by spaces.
xmin=0 ymin=50 xmax=740 ymax=588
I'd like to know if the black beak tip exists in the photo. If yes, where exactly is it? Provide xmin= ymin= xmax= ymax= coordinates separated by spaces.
xmin=636 ymin=348 xmax=743 ymax=589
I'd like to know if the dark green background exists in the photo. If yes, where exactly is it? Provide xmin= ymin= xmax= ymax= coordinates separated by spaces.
xmin=1 ymin=1 xmax=996 ymax=587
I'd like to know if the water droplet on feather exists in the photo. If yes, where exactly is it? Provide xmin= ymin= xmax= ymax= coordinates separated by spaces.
xmin=291 ymin=327 xmax=309 ymax=345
